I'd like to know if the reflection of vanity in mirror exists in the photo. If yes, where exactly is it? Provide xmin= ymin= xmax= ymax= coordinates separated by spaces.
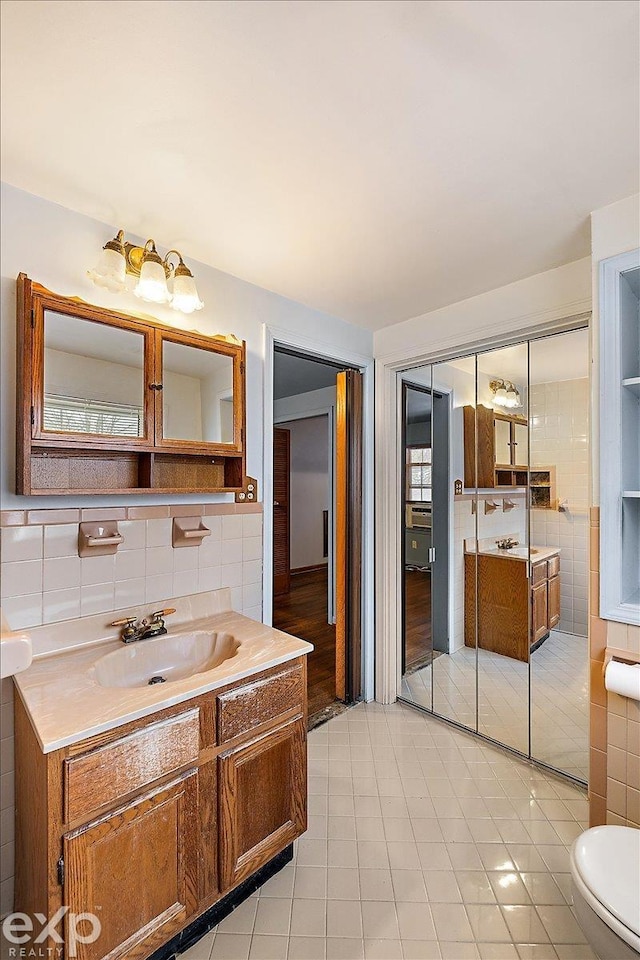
xmin=17 ymin=274 xmax=246 ymax=494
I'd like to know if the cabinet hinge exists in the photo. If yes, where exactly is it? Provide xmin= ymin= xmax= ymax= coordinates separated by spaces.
xmin=240 ymin=361 xmax=245 ymax=374
xmin=57 ymin=857 xmax=64 ymax=886
xmin=30 ymin=405 xmax=35 ymax=427
xmin=30 ymin=308 xmax=35 ymax=328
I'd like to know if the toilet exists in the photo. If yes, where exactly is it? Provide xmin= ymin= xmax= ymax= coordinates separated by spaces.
xmin=571 ymin=826 xmax=640 ymax=959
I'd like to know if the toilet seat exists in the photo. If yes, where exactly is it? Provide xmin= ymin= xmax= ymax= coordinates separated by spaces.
xmin=571 ymin=826 xmax=640 ymax=953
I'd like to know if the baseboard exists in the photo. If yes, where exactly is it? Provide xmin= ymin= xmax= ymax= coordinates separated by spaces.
xmin=148 ymin=845 xmax=294 ymax=960
xmin=291 ymin=563 xmax=328 ymax=575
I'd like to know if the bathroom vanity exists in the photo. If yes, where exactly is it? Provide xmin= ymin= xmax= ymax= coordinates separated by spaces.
xmin=464 ymin=545 xmax=560 ymax=661
xmin=12 ymin=592 xmax=311 ymax=960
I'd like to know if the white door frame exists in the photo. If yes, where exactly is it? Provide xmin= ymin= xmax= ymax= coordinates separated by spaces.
xmin=263 ymin=324 xmax=376 ymax=702
xmin=375 ymin=309 xmax=591 ymax=704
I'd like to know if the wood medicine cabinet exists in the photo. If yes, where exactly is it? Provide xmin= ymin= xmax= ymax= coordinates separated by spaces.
xmin=463 ymin=404 xmax=528 ymax=488
xmin=16 ymin=274 xmax=247 ymax=495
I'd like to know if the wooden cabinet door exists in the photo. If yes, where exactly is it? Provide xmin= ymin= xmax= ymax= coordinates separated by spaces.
xmin=218 ymin=715 xmax=306 ymax=891
xmin=154 ymin=331 xmax=244 ymax=454
xmin=512 ymin=421 xmax=528 ymax=468
xmin=62 ymin=771 xmax=198 ymax=960
xmin=531 ymin=581 xmax=549 ymax=645
xmin=548 ymin=575 xmax=560 ymax=629
xmin=494 ymin=418 xmax=512 ymax=466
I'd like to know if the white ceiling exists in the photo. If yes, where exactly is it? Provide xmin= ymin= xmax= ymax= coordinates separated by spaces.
xmin=1 ymin=1 xmax=638 ymax=330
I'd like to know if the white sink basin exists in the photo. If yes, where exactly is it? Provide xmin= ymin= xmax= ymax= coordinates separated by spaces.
xmin=92 ymin=630 xmax=240 ymax=689
xmin=0 ymin=611 xmax=32 ymax=679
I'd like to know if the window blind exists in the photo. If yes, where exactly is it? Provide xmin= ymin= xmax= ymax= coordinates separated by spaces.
xmin=43 ymin=395 xmax=143 ymax=437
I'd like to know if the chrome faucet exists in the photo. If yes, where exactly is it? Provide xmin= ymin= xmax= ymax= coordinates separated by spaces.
xmin=110 ymin=607 xmax=176 ymax=644
xmin=495 ymin=537 xmax=519 ymax=550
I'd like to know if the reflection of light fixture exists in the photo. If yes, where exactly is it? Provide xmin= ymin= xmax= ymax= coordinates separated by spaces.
xmin=88 ymin=230 xmax=204 ymax=314
xmin=490 ymin=378 xmax=522 ymax=409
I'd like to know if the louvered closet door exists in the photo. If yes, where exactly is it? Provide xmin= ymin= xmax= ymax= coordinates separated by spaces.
xmin=273 ymin=427 xmax=291 ymax=597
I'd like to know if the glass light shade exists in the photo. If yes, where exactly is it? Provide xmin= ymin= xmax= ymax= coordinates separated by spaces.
xmin=494 ymin=386 xmax=508 ymax=406
xmin=87 ymin=247 xmax=126 ymax=292
xmin=505 ymin=386 xmax=521 ymax=408
xmin=134 ymin=259 xmax=171 ymax=303
xmin=170 ymin=272 xmax=204 ymax=314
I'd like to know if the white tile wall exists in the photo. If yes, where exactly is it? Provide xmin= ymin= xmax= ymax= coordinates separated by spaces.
xmin=530 ymin=379 xmax=589 ymax=636
xmin=0 ymin=509 xmax=263 ymax=916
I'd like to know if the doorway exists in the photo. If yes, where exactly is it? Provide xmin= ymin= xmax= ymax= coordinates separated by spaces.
xmin=271 ymin=347 xmax=363 ymax=726
xmin=401 ymin=381 xmax=450 ymax=676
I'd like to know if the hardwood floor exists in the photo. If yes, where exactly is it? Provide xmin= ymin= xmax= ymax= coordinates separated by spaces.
xmin=273 ymin=567 xmax=339 ymax=724
xmin=403 ymin=568 xmax=433 ymax=673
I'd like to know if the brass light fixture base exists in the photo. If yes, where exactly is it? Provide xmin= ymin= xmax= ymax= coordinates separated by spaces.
xmin=123 ymin=240 xmax=172 ymax=278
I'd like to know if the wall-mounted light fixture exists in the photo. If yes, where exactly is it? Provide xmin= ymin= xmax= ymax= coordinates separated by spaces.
xmin=489 ymin=378 xmax=522 ymax=409
xmin=88 ymin=230 xmax=204 ymax=314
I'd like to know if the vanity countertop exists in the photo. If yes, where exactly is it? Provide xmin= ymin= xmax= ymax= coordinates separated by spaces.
xmin=464 ymin=543 xmax=561 ymax=563
xmin=13 ymin=604 xmax=313 ymax=754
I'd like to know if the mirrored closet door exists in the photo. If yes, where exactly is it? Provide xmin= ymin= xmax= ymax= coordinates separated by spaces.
xmin=399 ymin=327 xmax=590 ymax=784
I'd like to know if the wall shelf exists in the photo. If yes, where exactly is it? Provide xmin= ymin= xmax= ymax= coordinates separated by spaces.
xmin=529 ymin=467 xmax=557 ymax=510
xmin=599 ymin=249 xmax=640 ymax=625
xmin=622 ymin=377 xmax=640 ymax=398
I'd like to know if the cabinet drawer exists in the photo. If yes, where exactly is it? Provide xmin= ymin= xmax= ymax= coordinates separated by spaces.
xmin=64 ymin=708 xmax=200 ymax=823
xmin=531 ymin=560 xmax=548 ymax=585
xmin=217 ymin=664 xmax=304 ymax=743
xmin=547 ymin=555 xmax=560 ymax=578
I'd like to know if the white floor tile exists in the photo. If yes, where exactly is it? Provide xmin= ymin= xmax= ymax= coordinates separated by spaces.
xmin=178 ymin=703 xmax=590 ymax=960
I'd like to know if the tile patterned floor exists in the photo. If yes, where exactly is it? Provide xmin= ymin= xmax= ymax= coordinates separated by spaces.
xmin=181 ymin=701 xmax=593 ymax=960
xmin=401 ymin=632 xmax=589 ymax=781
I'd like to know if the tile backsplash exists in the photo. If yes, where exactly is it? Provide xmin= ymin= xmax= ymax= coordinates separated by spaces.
xmin=0 ymin=501 xmax=263 ymax=916
xmin=0 ymin=504 xmax=263 ymax=629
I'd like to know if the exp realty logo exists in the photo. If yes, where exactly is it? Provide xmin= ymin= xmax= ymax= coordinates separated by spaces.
xmin=2 ymin=909 xmax=102 ymax=957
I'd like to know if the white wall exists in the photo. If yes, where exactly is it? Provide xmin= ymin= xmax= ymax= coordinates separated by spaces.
xmin=0 ymin=183 xmax=373 ymax=510
xmin=374 ymin=257 xmax=592 ymax=362
xmin=278 ymin=416 xmax=329 ymax=571
xmin=45 ymin=348 xmax=143 ymax=407
xmin=200 ymin=364 xmax=234 ymax=443
xmin=274 ymin=386 xmax=338 ymax=620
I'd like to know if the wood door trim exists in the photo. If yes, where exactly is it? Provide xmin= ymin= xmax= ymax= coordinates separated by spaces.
xmin=336 ymin=377 xmax=347 ymax=701
xmin=336 ymin=370 xmax=363 ymax=703
xmin=273 ymin=427 xmax=291 ymax=597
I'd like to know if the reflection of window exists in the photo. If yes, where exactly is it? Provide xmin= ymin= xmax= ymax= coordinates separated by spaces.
xmin=407 ymin=446 xmax=432 ymax=501
xmin=43 ymin=395 xmax=142 ymax=437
